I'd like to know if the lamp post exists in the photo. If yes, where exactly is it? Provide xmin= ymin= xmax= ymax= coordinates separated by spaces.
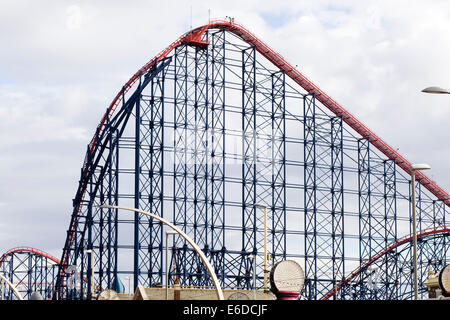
xmin=410 ymin=163 xmax=431 ymax=300
xmin=421 ymin=86 xmax=450 ymax=94
xmin=86 ymin=249 xmax=95 ymax=300
xmin=165 ymin=231 xmax=178 ymax=300
xmin=254 ymin=203 xmax=268 ymax=299
xmin=125 ymin=276 xmax=131 ymax=299
xmin=100 ymin=204 xmax=224 ymax=300
xmin=249 ymin=255 xmax=257 ymax=300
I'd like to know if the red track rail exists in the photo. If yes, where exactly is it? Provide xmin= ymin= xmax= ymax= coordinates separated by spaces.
xmin=61 ymin=18 xmax=450 ymax=285
xmin=321 ymin=225 xmax=450 ymax=300
xmin=0 ymin=246 xmax=60 ymax=267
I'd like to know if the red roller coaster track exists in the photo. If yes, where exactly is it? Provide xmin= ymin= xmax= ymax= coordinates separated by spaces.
xmin=321 ymin=225 xmax=450 ymax=300
xmin=0 ymin=246 xmax=60 ymax=267
xmin=60 ymin=18 xmax=450 ymax=285
xmin=90 ymin=18 xmax=450 ymax=207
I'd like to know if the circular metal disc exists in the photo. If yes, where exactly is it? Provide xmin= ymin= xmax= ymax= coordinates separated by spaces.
xmin=227 ymin=292 xmax=250 ymax=300
xmin=270 ymin=260 xmax=305 ymax=293
xmin=97 ymin=289 xmax=120 ymax=300
xmin=438 ymin=265 xmax=450 ymax=297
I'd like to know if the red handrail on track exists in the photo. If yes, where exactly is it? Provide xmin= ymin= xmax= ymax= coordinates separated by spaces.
xmin=60 ymin=18 xmax=450 ymax=288
xmin=320 ymin=225 xmax=450 ymax=300
xmin=0 ymin=246 xmax=60 ymax=267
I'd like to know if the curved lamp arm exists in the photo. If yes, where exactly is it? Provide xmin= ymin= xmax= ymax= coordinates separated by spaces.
xmin=100 ymin=205 xmax=224 ymax=300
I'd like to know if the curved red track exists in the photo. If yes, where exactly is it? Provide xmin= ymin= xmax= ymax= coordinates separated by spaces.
xmin=320 ymin=225 xmax=450 ymax=300
xmin=90 ymin=18 xmax=450 ymax=207
xmin=0 ymin=246 xmax=60 ymax=267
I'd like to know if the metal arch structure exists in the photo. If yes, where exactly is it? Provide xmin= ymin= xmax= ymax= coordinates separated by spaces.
xmin=0 ymin=247 xmax=60 ymax=300
xmin=321 ymin=226 xmax=450 ymax=300
xmin=55 ymin=18 xmax=449 ymax=300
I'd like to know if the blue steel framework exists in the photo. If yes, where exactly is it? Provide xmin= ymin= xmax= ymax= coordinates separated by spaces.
xmin=0 ymin=250 xmax=58 ymax=300
xmin=333 ymin=228 xmax=449 ymax=300
xmin=54 ymin=28 xmax=449 ymax=300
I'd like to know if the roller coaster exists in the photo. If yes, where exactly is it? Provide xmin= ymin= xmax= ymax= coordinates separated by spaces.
xmin=0 ymin=247 xmax=59 ymax=300
xmin=1 ymin=19 xmax=448 ymax=300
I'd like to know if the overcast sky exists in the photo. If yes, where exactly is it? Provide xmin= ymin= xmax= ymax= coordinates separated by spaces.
xmin=0 ymin=0 xmax=449 ymax=260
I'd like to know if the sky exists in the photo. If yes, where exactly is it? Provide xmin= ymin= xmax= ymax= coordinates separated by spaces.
xmin=0 ymin=0 xmax=449 ymax=261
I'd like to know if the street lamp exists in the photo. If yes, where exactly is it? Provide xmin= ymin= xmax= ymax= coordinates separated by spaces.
xmin=421 ymin=86 xmax=450 ymax=94
xmin=100 ymin=204 xmax=224 ymax=300
xmin=165 ymin=231 xmax=178 ymax=300
xmin=253 ymin=203 xmax=269 ymax=299
xmin=410 ymin=163 xmax=431 ymax=300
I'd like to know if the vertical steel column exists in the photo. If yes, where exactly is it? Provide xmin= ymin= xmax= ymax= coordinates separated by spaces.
xmin=85 ymin=107 xmax=127 ymax=297
xmin=416 ymin=180 xmax=423 ymax=297
xmin=173 ymin=44 xmax=196 ymax=287
xmin=406 ymin=176 xmax=414 ymax=298
xmin=133 ymin=75 xmax=142 ymax=289
xmin=270 ymin=71 xmax=286 ymax=263
xmin=106 ymin=127 xmax=119 ymax=291
xmin=241 ymin=46 xmax=257 ymax=288
xmin=191 ymin=42 xmax=210 ymax=286
xmin=194 ymin=43 xmax=210 ymax=254
xmin=8 ymin=256 xmax=14 ymax=300
xmin=209 ymin=30 xmax=226 ymax=284
xmin=92 ymin=115 xmax=117 ymax=292
xmin=358 ymin=137 xmax=371 ymax=299
xmin=433 ymin=200 xmax=448 ymax=268
xmin=149 ymin=66 xmax=166 ymax=286
xmin=98 ymin=178 xmax=105 ymax=290
xmin=330 ymin=116 xmax=344 ymax=299
xmin=305 ymin=110 xmax=340 ymax=297
xmin=383 ymin=159 xmax=398 ymax=299
xmin=89 ymin=162 xmax=111 ymax=295
xmin=85 ymin=167 xmax=97 ymax=299
xmin=135 ymin=61 xmax=167 ymax=287
xmin=384 ymin=160 xmax=397 ymax=243
xmin=28 ymin=254 xmax=32 ymax=297
xmin=303 ymin=93 xmax=317 ymax=299
xmin=33 ymin=255 xmax=38 ymax=295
